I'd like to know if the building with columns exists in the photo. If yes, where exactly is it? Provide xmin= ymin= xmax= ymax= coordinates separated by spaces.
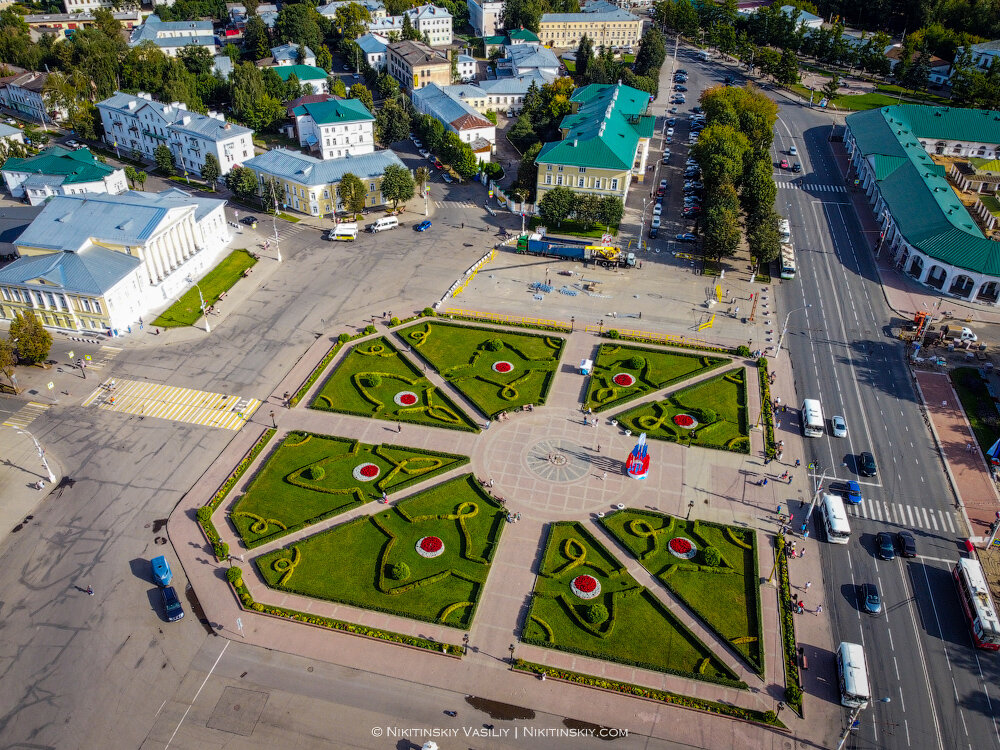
xmin=0 ymin=189 xmax=231 ymax=334
xmin=845 ymin=104 xmax=1000 ymax=306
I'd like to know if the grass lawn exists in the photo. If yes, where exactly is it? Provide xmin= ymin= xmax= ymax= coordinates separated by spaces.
xmin=230 ymin=431 xmax=469 ymax=547
xmin=254 ymin=474 xmax=505 ymax=629
xmin=152 ymin=249 xmax=257 ymax=328
xmin=397 ymin=322 xmax=565 ymax=418
xmin=527 ymin=216 xmax=618 ymax=238
xmin=951 ymin=367 xmax=1000 ymax=454
xmin=786 ymin=82 xmax=948 ymax=112
xmin=522 ymin=522 xmax=741 ymax=684
xmin=600 ymin=509 xmax=764 ymax=677
xmin=584 ymin=343 xmax=728 ymax=412
xmin=613 ymin=368 xmax=749 ymax=454
xmin=311 ymin=336 xmax=478 ymax=432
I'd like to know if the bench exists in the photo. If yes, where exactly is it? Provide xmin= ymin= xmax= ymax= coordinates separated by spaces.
xmin=799 ymin=647 xmax=809 ymax=670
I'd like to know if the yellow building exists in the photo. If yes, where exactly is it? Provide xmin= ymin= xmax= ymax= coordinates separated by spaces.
xmin=535 ymin=83 xmax=654 ymax=202
xmin=243 ymin=148 xmax=407 ymax=217
xmin=537 ymin=7 xmax=643 ymax=49
xmin=386 ymin=40 xmax=453 ymax=93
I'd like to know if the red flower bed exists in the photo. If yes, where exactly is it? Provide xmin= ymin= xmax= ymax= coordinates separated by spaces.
xmin=419 ymin=536 xmax=443 ymax=553
xmin=669 ymin=538 xmax=692 ymax=555
xmin=573 ymin=575 xmax=597 ymax=592
xmin=395 ymin=391 xmax=418 ymax=406
xmin=612 ymin=373 xmax=636 ymax=387
xmin=493 ymin=361 xmax=514 ymax=373
xmin=673 ymin=414 xmax=696 ymax=428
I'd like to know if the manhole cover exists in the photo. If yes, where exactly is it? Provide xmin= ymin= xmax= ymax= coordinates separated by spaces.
xmin=206 ymin=686 xmax=268 ymax=736
xmin=526 ymin=439 xmax=591 ymax=482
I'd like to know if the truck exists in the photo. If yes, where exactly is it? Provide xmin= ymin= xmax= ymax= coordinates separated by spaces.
xmin=516 ymin=233 xmax=636 ymax=268
xmin=943 ymin=324 xmax=978 ymax=343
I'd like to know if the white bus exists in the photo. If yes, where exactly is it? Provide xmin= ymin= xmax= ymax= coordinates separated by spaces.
xmin=954 ymin=557 xmax=1000 ymax=651
xmin=821 ymin=493 xmax=851 ymax=543
xmin=801 ymin=398 xmax=824 ymax=437
xmin=836 ymin=642 xmax=871 ymax=709
xmin=778 ymin=218 xmax=791 ymax=243
xmin=780 ymin=243 xmax=795 ymax=279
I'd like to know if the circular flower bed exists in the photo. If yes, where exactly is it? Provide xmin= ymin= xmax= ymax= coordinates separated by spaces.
xmin=668 ymin=537 xmax=697 ymax=559
xmin=492 ymin=361 xmax=514 ymax=374
xmin=416 ymin=536 xmax=444 ymax=558
xmin=571 ymin=574 xmax=601 ymax=599
xmin=612 ymin=373 xmax=637 ymax=387
xmin=352 ymin=463 xmax=381 ymax=482
xmin=673 ymin=414 xmax=699 ymax=429
xmin=393 ymin=391 xmax=418 ymax=407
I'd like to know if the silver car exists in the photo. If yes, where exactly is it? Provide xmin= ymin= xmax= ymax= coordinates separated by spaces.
xmin=831 ymin=415 xmax=847 ymax=438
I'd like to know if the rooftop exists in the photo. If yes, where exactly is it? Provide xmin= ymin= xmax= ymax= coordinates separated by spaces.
xmin=507 ymin=43 xmax=560 ymax=71
xmin=0 ymin=123 xmax=22 ymax=139
xmin=293 ymin=98 xmax=374 ymax=124
xmin=244 ymin=148 xmax=406 ymax=186
xmin=414 ymin=84 xmax=493 ymax=131
xmin=98 ymin=92 xmax=252 ymax=142
xmin=356 ymin=34 xmax=387 ymax=55
xmin=388 ymin=40 xmax=448 ymax=66
xmin=129 ymin=14 xmax=215 ymax=49
xmin=274 ymin=64 xmax=329 ymax=82
xmin=271 ymin=43 xmax=315 ymax=62
xmin=0 ymin=245 xmax=142 ymax=296
xmin=540 ymin=7 xmax=638 ymax=22
xmin=2 ymin=146 xmax=119 ymax=185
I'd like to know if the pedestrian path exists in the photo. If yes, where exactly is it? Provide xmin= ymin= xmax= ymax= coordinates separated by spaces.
xmin=774 ymin=182 xmax=847 ymax=193
xmin=81 ymin=378 xmax=261 ymax=430
xmin=2 ymin=401 xmax=50 ymax=429
xmin=846 ymin=498 xmax=958 ymax=534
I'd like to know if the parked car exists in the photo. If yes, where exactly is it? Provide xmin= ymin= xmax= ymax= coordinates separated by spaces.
xmin=780 ymin=159 xmax=790 ymax=169
xmin=160 ymin=585 xmax=185 ymax=622
xmin=441 ymin=173 xmax=453 ymax=183
xmin=677 ymin=68 xmax=688 ymax=74
xmin=653 ymin=204 xmax=663 ymax=216
xmin=241 ymin=216 xmax=258 ymax=228
xmin=649 ymin=225 xmax=659 ymax=238
xmin=667 ymin=117 xmax=676 ymax=126
xmin=669 ymin=107 xmax=678 ymax=114
xmin=789 ymin=145 xmax=798 ymax=155
xmin=412 ymin=138 xmax=422 ymax=148
xmin=691 ymin=106 xmax=703 ymax=113
xmin=861 ymin=582 xmax=882 ymax=615
xmin=419 ymin=149 xmax=431 ymax=159
xmin=831 ymin=415 xmax=847 ymax=438
xmin=666 ymin=127 xmax=674 ymax=136
xmin=876 ymin=531 xmax=896 ymax=560
xmin=859 ymin=451 xmax=877 ymax=477
xmin=651 ymin=216 xmax=661 ymax=229
xmin=896 ymin=531 xmax=917 ymax=558
xmin=676 ymin=233 xmax=697 ymax=242
xmin=792 ymin=162 xmax=802 ymax=173
xmin=674 ymin=85 xmax=687 ymax=92
xmin=415 ymin=220 xmax=432 ymax=231
xmin=659 ymin=178 xmax=668 ymax=191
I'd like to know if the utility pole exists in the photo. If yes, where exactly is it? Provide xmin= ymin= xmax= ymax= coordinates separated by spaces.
xmin=268 ymin=180 xmax=282 ymax=263
xmin=18 ymin=429 xmax=56 ymax=483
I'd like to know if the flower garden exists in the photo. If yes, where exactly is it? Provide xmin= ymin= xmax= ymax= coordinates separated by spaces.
xmin=521 ymin=521 xmax=742 ymax=686
xmin=311 ymin=336 xmax=478 ymax=431
xmin=600 ymin=509 xmax=764 ymax=677
xmin=229 ymin=431 xmax=468 ymax=547
xmin=397 ymin=322 xmax=565 ymax=417
xmin=584 ymin=344 xmax=729 ymax=412
xmin=613 ymin=368 xmax=750 ymax=454
xmin=254 ymin=474 xmax=505 ymax=629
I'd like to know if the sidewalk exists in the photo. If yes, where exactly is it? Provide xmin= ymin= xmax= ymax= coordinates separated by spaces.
xmin=0 ymin=427 xmax=63 ymax=548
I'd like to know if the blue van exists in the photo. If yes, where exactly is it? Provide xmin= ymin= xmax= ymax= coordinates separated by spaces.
xmin=151 ymin=556 xmax=173 ymax=587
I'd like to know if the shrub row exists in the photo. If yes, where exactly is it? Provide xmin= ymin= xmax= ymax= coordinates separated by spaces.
xmin=444 ymin=312 xmax=572 ymax=333
xmin=196 ymin=428 xmax=277 ymax=561
xmin=776 ymin=534 xmax=804 ymax=715
xmin=603 ymin=330 xmax=737 ymax=356
xmin=238 ymin=498 xmax=365 ymax=549
xmin=294 ymin=339 xmax=347 ymax=406
xmin=758 ymin=357 xmax=777 ymax=459
xmin=512 ymin=660 xmax=784 ymax=728
xmin=388 ymin=308 xmax=436 ymax=328
xmin=228 ymin=569 xmax=463 ymax=655
xmin=309 ymin=400 xmax=479 ymax=433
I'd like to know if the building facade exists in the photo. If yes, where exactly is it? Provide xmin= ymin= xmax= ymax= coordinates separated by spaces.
xmin=270 ymin=43 xmax=316 ymax=67
xmin=0 ymin=189 xmax=231 ymax=333
xmin=443 ymin=72 xmax=554 ymax=116
xmin=243 ymin=148 xmax=408 ymax=216
xmin=467 ymin=0 xmax=502 ymax=36
xmin=413 ymin=83 xmax=495 ymax=150
xmin=98 ymin=92 xmax=254 ymax=178
xmin=293 ymin=98 xmax=375 ymax=160
xmin=2 ymin=146 xmax=128 ymax=205
xmin=274 ymin=65 xmax=329 ymax=95
xmin=845 ymin=104 xmax=1000 ymax=306
xmin=537 ymin=7 xmax=642 ymax=49
xmin=386 ymin=40 xmax=452 ymax=92
xmin=24 ymin=10 xmax=142 ymax=38
xmin=0 ymin=72 xmax=65 ymax=124
xmin=406 ymin=4 xmax=452 ymax=46
xmin=128 ymin=15 xmax=216 ymax=57
xmin=357 ymin=34 xmax=388 ymax=70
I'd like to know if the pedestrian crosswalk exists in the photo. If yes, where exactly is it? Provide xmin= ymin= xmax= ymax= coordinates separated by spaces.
xmin=3 ymin=402 xmax=50 ymax=429
xmin=276 ymin=223 xmax=308 ymax=242
xmin=846 ymin=498 xmax=958 ymax=534
xmin=81 ymin=378 xmax=261 ymax=430
xmin=434 ymin=200 xmax=477 ymax=209
xmin=83 ymin=345 xmax=121 ymax=372
xmin=774 ymin=182 xmax=847 ymax=193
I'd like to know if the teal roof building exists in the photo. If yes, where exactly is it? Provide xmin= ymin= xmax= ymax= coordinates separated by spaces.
xmin=846 ymin=104 xmax=1000 ymax=303
xmin=1 ymin=146 xmax=128 ymax=206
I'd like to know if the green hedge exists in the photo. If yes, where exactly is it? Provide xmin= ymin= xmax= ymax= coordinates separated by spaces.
xmin=776 ymin=534 xmax=803 ymax=715
xmin=603 ymin=330 xmax=737 ymax=356
xmin=513 ymin=660 xmax=784 ymax=728
xmin=444 ymin=312 xmax=572 ymax=333
xmin=196 ymin=429 xmax=277 ymax=560
xmin=758 ymin=358 xmax=777 ymax=459
xmin=228 ymin=571 xmax=463 ymax=654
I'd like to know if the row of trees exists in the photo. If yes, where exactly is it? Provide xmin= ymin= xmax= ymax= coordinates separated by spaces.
xmin=0 ymin=312 xmax=53 ymax=392
xmin=574 ymin=28 xmax=664 ymax=96
xmin=690 ymin=86 xmax=781 ymax=266
xmin=411 ymin=113 xmax=480 ymax=179
xmin=500 ymin=0 xmax=581 ymax=34
xmin=537 ymin=187 xmax=624 ymax=230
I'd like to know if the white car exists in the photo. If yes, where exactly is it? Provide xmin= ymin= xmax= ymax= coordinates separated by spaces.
xmin=831 ymin=415 xmax=847 ymax=438
xmin=789 ymin=145 xmax=798 ymax=155
xmin=413 ymin=139 xmax=423 ymax=148
xmin=666 ymin=127 xmax=674 ymax=136
xmin=653 ymin=204 xmax=663 ymax=216
xmin=419 ymin=149 xmax=431 ymax=159
xmin=651 ymin=216 xmax=661 ymax=229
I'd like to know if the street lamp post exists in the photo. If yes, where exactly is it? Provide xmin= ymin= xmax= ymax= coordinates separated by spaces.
xmin=508 ymin=643 xmax=515 ymax=669
xmin=774 ymin=304 xmax=811 ymax=358
xmin=19 ymin=429 xmax=56 ymax=482
xmin=686 ymin=499 xmax=695 ymax=519
xmin=639 ymin=198 xmax=649 ymax=251
xmin=186 ymin=276 xmax=210 ymax=333
xmin=835 ymin=697 xmax=890 ymax=750
xmin=267 ymin=181 xmax=283 ymax=263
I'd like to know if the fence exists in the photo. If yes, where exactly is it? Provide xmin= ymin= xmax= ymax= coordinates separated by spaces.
xmin=442 ymin=308 xmax=572 ymax=331
xmin=451 ymin=247 xmax=497 ymax=298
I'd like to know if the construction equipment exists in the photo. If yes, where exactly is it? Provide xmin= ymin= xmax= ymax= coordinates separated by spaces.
xmin=899 ymin=312 xmax=930 ymax=341
xmin=516 ymin=233 xmax=636 ymax=268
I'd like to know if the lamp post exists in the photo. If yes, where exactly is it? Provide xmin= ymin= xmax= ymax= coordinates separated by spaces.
xmin=835 ymin=697 xmax=890 ymax=750
xmin=185 ymin=276 xmax=210 ymax=333
xmin=267 ymin=181 xmax=283 ymax=263
xmin=18 ymin=428 xmax=56 ymax=483
xmin=774 ymin=304 xmax=811 ymax=358
xmin=508 ymin=642 xmax=515 ymax=668
xmin=639 ymin=198 xmax=649 ymax=251
xmin=686 ymin=499 xmax=695 ymax=520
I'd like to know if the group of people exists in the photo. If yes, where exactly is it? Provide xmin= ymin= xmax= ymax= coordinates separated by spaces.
xmin=506 ymin=512 xmax=522 ymax=523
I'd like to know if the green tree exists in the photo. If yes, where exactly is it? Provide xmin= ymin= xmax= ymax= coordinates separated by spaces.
xmin=154 ymin=144 xmax=175 ymax=175
xmin=414 ymin=166 xmax=430 ymax=194
xmin=507 ymin=113 xmax=539 ymax=151
xmin=349 ymin=82 xmax=374 ymax=111
xmin=380 ymin=163 xmax=415 ymax=208
xmin=774 ymin=49 xmax=799 ymax=85
xmin=136 ymin=171 xmax=147 ymax=190
xmin=201 ymin=153 xmax=221 ymax=189
xmin=597 ymin=195 xmax=624 ymax=228
xmin=331 ymin=76 xmax=348 ymax=98
xmin=633 ymin=27 xmax=666 ymax=78
xmin=746 ymin=211 xmax=782 ymax=265
xmin=377 ymin=70 xmax=400 ymax=98
xmin=538 ymin=186 xmax=575 ymax=227
xmin=225 ymin=165 xmax=259 ymax=203
xmin=244 ymin=16 xmax=271 ymax=61
xmin=276 ymin=4 xmax=323 ymax=51
xmin=741 ymin=158 xmax=777 ymax=223
xmin=261 ymin=175 xmax=284 ymax=213
xmin=574 ymin=193 xmax=601 ymax=228
xmin=9 ymin=312 xmax=52 ymax=365
xmin=401 ymin=11 xmax=422 ymax=41
xmin=575 ymin=35 xmax=594 ymax=80
xmin=334 ymin=2 xmax=373 ymax=40
xmin=821 ymin=74 xmax=841 ymax=102
xmin=375 ymin=97 xmax=410 ymax=145
xmin=316 ymin=43 xmax=333 ymax=72
xmin=453 ymin=144 xmax=479 ymax=178
xmin=0 ymin=336 xmax=18 ymax=392
xmin=338 ymin=172 xmax=368 ymax=214
xmin=124 ymin=165 xmax=138 ymax=188
xmin=179 ymin=44 xmax=214 ymax=76
xmin=702 ymin=203 xmax=741 ymax=260
xmin=231 ymin=62 xmax=285 ymax=131
xmin=500 ymin=0 xmax=545 ymax=33
xmin=516 ymin=141 xmax=542 ymax=201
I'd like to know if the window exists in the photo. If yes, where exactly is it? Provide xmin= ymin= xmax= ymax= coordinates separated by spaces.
xmin=557 ymin=165 xmax=563 ymax=171
xmin=556 ymin=176 xmax=563 ymax=185
xmin=610 ymin=178 xmax=618 ymax=190
xmin=578 ymin=178 xmax=584 ymax=187
xmin=544 ymin=174 xmax=552 ymax=184
xmin=82 ymin=298 xmax=91 ymax=312
xmin=93 ymin=300 xmax=102 ymax=314
xmin=579 ymin=167 xmax=586 ymax=173
xmin=546 ymin=164 xmax=552 ymax=171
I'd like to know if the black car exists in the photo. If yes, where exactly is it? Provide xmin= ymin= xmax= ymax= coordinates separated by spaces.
xmin=876 ymin=531 xmax=896 ymax=561
xmin=240 ymin=215 xmax=258 ymax=227
xmin=161 ymin=585 xmax=185 ymax=622
xmin=791 ymin=162 xmax=802 ymax=173
xmin=861 ymin=582 xmax=882 ymax=615
xmin=677 ymin=68 xmax=688 ymax=74
xmin=859 ymin=451 xmax=877 ymax=477
xmin=674 ymin=85 xmax=688 ymax=92
xmin=667 ymin=117 xmax=676 ymax=126
xmin=896 ymin=531 xmax=917 ymax=558
xmin=692 ymin=106 xmax=704 ymax=114
xmin=649 ymin=226 xmax=658 ymax=239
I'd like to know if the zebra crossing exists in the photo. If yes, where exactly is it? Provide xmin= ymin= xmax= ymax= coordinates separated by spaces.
xmin=83 ymin=345 xmax=121 ymax=372
xmin=276 ymin=223 xmax=308 ymax=242
xmin=434 ymin=199 xmax=477 ymax=209
xmin=3 ymin=402 xmax=50 ymax=429
xmin=774 ymin=182 xmax=847 ymax=193
xmin=81 ymin=378 xmax=261 ymax=430
xmin=846 ymin=498 xmax=958 ymax=534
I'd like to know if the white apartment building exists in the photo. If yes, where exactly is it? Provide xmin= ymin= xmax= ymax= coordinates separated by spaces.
xmin=270 ymin=43 xmax=316 ymax=67
xmin=356 ymin=34 xmax=387 ymax=70
xmin=293 ymin=98 xmax=375 ymax=160
xmin=128 ymin=15 xmax=215 ymax=57
xmin=406 ymin=4 xmax=452 ymax=46
xmin=2 ymin=146 xmax=128 ymax=206
xmin=0 ymin=72 xmax=66 ymax=124
xmin=467 ymin=0 xmax=502 ymax=36
xmin=97 ymin=92 xmax=254 ymax=178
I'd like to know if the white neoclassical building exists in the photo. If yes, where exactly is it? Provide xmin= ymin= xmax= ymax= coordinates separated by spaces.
xmin=846 ymin=104 xmax=1000 ymax=306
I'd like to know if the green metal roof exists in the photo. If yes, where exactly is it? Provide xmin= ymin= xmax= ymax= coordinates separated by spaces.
xmin=2 ymin=146 xmax=116 ymax=185
xmin=536 ymin=83 xmax=654 ymax=171
xmin=847 ymin=104 xmax=1000 ymax=276
xmin=508 ymin=29 xmax=540 ymax=42
xmin=274 ymin=65 xmax=329 ymax=82
xmin=292 ymin=97 xmax=374 ymax=124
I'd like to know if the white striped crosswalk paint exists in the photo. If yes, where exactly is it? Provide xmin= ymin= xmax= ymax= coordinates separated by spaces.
xmin=774 ymin=182 xmax=847 ymax=193
xmin=847 ymin=500 xmax=957 ymax=534
xmin=81 ymin=378 xmax=261 ymax=430
xmin=3 ymin=402 xmax=50 ymax=429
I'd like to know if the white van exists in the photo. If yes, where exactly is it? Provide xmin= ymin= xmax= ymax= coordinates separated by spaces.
xmin=821 ymin=493 xmax=851 ymax=544
xmin=369 ymin=216 xmax=398 ymax=233
xmin=329 ymin=223 xmax=358 ymax=241
xmin=698 ymin=50 xmax=712 ymax=60
xmin=800 ymin=398 xmax=823 ymax=437
xmin=836 ymin=642 xmax=871 ymax=708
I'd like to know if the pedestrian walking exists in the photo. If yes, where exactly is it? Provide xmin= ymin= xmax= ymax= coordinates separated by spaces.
xmin=800 ymin=522 xmax=807 ymax=534
xmin=803 ymin=530 xmax=810 ymax=540
xmin=816 ymin=604 xmax=823 ymax=615
xmin=381 ymin=491 xmax=388 ymax=503
xmin=602 ymin=471 xmax=608 ymax=481
xmin=762 ymin=478 xmax=768 ymax=487
xmin=86 ymin=586 xmax=94 ymax=596
xmin=805 ymin=581 xmax=812 ymax=591
xmin=583 ymin=416 xmax=588 ymax=426
xmin=795 ymin=458 xmax=801 ymax=467
xmin=397 ymin=422 xmax=402 ymax=433
xmin=777 ymin=504 xmax=782 ymax=515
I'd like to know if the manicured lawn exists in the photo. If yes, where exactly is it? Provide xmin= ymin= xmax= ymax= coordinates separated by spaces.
xmin=521 ymin=522 xmax=741 ymax=685
xmin=230 ymin=431 xmax=468 ymax=547
xmin=255 ymin=474 xmax=505 ymax=629
xmin=153 ymin=249 xmax=257 ymax=328
xmin=613 ymin=368 xmax=750 ymax=454
xmin=311 ymin=336 xmax=478 ymax=432
xmin=600 ymin=509 xmax=764 ymax=677
xmin=584 ymin=343 xmax=728 ymax=412
xmin=397 ymin=322 xmax=565 ymax=417
xmin=527 ymin=216 xmax=619 ymax=238
xmin=951 ymin=367 xmax=1000 ymax=454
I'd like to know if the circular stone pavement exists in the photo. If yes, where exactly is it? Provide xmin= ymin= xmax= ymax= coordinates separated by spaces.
xmin=525 ymin=438 xmax=592 ymax=482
